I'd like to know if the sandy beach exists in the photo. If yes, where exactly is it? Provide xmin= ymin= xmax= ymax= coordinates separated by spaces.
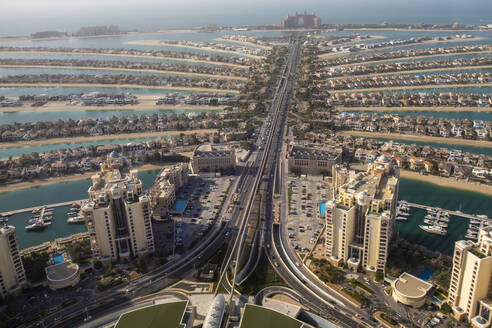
xmin=0 ymin=64 xmax=247 ymax=81
xmin=0 ymin=51 xmax=250 ymax=69
xmin=325 ymin=65 xmax=492 ymax=80
xmin=0 ymin=160 xmax=192 ymax=193
xmin=330 ymin=83 xmax=492 ymax=94
xmin=400 ymin=169 xmax=492 ymax=196
xmin=126 ymin=40 xmax=264 ymax=59
xmin=329 ymin=50 xmax=492 ymax=67
xmin=337 ymin=106 xmax=492 ymax=113
xmin=337 ymin=131 xmax=492 ymax=148
xmin=0 ymin=129 xmax=217 ymax=149
xmin=0 ymin=82 xmax=241 ymax=94
xmin=344 ymin=27 xmax=487 ymax=33
xmin=213 ymin=37 xmax=272 ymax=50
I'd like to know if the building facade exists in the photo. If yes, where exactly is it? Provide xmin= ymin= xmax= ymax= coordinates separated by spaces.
xmin=81 ymin=152 xmax=155 ymax=263
xmin=448 ymin=226 xmax=492 ymax=327
xmin=191 ymin=144 xmax=235 ymax=174
xmin=324 ymin=156 xmax=399 ymax=275
xmin=148 ymin=163 xmax=189 ymax=219
xmin=0 ymin=225 xmax=26 ymax=299
xmin=287 ymin=144 xmax=342 ymax=175
xmin=280 ymin=11 xmax=321 ymax=29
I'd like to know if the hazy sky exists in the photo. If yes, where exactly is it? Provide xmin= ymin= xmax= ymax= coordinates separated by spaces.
xmin=1 ymin=0 xmax=491 ymax=35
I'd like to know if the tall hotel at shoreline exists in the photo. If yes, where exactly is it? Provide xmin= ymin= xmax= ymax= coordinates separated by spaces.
xmin=81 ymin=152 xmax=155 ymax=263
xmin=448 ymin=225 xmax=492 ymax=327
xmin=324 ymin=155 xmax=399 ymax=276
xmin=0 ymin=225 xmax=26 ymax=299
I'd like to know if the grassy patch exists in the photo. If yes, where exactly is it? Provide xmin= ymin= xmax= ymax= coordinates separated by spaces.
xmin=115 ymin=301 xmax=187 ymax=328
xmin=310 ymin=257 xmax=343 ymax=284
xmin=347 ymin=278 xmax=375 ymax=295
xmin=236 ymin=251 xmax=287 ymax=295
xmin=381 ymin=313 xmax=397 ymax=326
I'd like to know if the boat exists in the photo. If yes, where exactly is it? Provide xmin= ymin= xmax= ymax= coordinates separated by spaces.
xmin=67 ymin=216 xmax=85 ymax=224
xmin=419 ymin=225 xmax=447 ymax=236
xmin=477 ymin=214 xmax=489 ymax=220
xmin=43 ymin=216 xmax=52 ymax=222
xmin=25 ymin=221 xmax=51 ymax=232
xmin=438 ymin=216 xmax=450 ymax=223
xmin=44 ymin=211 xmax=53 ymax=216
xmin=425 ymin=214 xmax=437 ymax=219
xmin=70 ymin=207 xmax=80 ymax=212
xmin=397 ymin=211 xmax=410 ymax=217
xmin=71 ymin=203 xmax=81 ymax=208
xmin=424 ymin=219 xmax=435 ymax=224
xmin=396 ymin=216 xmax=408 ymax=221
xmin=436 ymin=221 xmax=448 ymax=228
xmin=465 ymin=232 xmax=478 ymax=240
xmin=67 ymin=211 xmax=78 ymax=217
xmin=468 ymin=227 xmax=478 ymax=233
xmin=0 ymin=216 xmax=8 ymax=224
xmin=32 ymin=208 xmax=42 ymax=214
xmin=470 ymin=219 xmax=481 ymax=225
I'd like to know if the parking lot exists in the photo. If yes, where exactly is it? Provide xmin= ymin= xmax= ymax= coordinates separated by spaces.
xmin=287 ymin=175 xmax=332 ymax=257
xmin=172 ymin=176 xmax=232 ymax=253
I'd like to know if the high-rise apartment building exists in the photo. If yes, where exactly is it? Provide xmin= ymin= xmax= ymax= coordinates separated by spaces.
xmin=448 ymin=225 xmax=492 ymax=327
xmin=324 ymin=155 xmax=399 ymax=276
xmin=81 ymin=152 xmax=154 ymax=263
xmin=0 ymin=225 xmax=26 ymax=299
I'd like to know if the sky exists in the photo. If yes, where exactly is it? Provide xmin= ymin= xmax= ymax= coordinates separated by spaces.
xmin=0 ymin=0 xmax=491 ymax=36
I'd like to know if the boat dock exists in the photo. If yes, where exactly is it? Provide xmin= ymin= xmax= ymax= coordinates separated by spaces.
xmin=401 ymin=201 xmax=491 ymax=224
xmin=1 ymin=199 xmax=87 ymax=217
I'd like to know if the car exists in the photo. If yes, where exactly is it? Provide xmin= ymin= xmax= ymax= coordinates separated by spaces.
xmin=83 ymin=316 xmax=92 ymax=322
xmin=295 ymin=262 xmax=300 ymax=267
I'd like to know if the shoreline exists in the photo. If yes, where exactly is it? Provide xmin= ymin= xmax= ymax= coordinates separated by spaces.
xmin=400 ymin=169 xmax=492 ymax=196
xmin=337 ymin=131 xmax=492 ymax=148
xmin=0 ymin=162 xmax=189 ymax=194
xmin=0 ymin=64 xmax=247 ymax=81
xmin=0 ymin=82 xmax=240 ymax=94
xmin=328 ymin=50 xmax=492 ymax=67
xmin=0 ymin=129 xmax=216 ymax=149
xmin=337 ymin=106 xmax=492 ymax=113
xmin=344 ymin=27 xmax=488 ymax=32
xmin=326 ymin=65 xmax=492 ymax=80
xmin=0 ymin=51 xmax=250 ymax=69
xmin=126 ymin=40 xmax=264 ymax=59
xmin=213 ymin=37 xmax=272 ymax=50
xmin=330 ymin=82 xmax=492 ymax=94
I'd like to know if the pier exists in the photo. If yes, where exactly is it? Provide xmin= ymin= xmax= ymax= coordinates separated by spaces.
xmin=1 ymin=199 xmax=87 ymax=217
xmin=401 ymin=201 xmax=491 ymax=224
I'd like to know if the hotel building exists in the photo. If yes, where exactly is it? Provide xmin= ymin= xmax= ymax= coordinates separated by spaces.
xmin=191 ymin=144 xmax=235 ymax=174
xmin=324 ymin=155 xmax=399 ymax=276
xmin=448 ymin=225 xmax=492 ymax=328
xmin=81 ymin=152 xmax=155 ymax=263
xmin=0 ymin=225 xmax=26 ymax=299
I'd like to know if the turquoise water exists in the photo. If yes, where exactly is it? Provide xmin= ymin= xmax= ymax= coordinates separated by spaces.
xmin=0 ymin=169 xmax=160 ymax=249
xmin=53 ymin=253 xmax=65 ymax=264
xmin=371 ymin=136 xmax=492 ymax=156
xmin=397 ymin=177 xmax=492 ymax=255
xmin=173 ymin=199 xmax=187 ymax=212
xmin=0 ymin=136 xmax=174 ymax=159
xmin=0 ymin=108 xmax=214 ymax=124
xmin=319 ymin=202 xmax=326 ymax=215
xmin=343 ymin=86 xmax=492 ymax=94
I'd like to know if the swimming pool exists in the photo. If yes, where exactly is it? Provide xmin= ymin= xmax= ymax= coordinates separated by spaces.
xmin=320 ymin=202 xmax=326 ymax=215
xmin=53 ymin=253 xmax=65 ymax=265
xmin=173 ymin=199 xmax=187 ymax=213
xmin=418 ymin=268 xmax=434 ymax=281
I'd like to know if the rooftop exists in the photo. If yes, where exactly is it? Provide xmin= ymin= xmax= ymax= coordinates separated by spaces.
xmin=289 ymin=145 xmax=341 ymax=161
xmin=45 ymin=262 xmax=79 ymax=282
xmin=239 ymin=304 xmax=304 ymax=328
xmin=115 ymin=301 xmax=188 ymax=328
xmin=393 ymin=272 xmax=433 ymax=299
xmin=194 ymin=143 xmax=234 ymax=158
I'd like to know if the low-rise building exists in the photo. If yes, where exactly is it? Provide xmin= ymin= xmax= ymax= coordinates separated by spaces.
xmin=287 ymin=144 xmax=342 ymax=175
xmin=191 ymin=144 xmax=235 ymax=174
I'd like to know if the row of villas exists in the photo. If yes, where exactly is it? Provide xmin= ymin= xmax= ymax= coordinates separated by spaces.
xmin=325 ymin=91 xmax=492 ymax=108
xmin=0 ymin=73 xmax=244 ymax=91
xmin=320 ymin=44 xmax=492 ymax=67
xmin=0 ymin=58 xmax=249 ymax=77
xmin=0 ymin=111 xmax=221 ymax=142
xmin=297 ymin=133 xmax=492 ymax=182
xmin=0 ymin=135 xmax=209 ymax=184
xmin=320 ymin=71 xmax=491 ymax=91
xmin=321 ymin=57 xmax=492 ymax=79
xmin=0 ymin=46 xmax=252 ymax=66
xmin=334 ymin=112 xmax=492 ymax=140
xmin=318 ymin=35 xmax=471 ymax=55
